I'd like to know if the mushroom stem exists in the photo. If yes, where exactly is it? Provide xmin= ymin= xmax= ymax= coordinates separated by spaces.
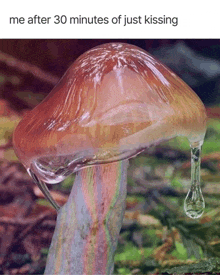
xmin=44 ymin=160 xmax=129 ymax=275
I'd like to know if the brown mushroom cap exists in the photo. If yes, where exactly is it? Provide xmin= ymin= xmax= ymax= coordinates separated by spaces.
xmin=13 ymin=43 xmax=207 ymax=183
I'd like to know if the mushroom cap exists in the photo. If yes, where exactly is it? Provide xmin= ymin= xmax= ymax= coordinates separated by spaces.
xmin=13 ymin=43 xmax=207 ymax=183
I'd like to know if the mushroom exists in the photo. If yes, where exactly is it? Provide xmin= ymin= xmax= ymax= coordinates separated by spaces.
xmin=13 ymin=43 xmax=207 ymax=274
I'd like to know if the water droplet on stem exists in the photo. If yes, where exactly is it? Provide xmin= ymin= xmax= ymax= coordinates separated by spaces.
xmin=184 ymin=142 xmax=205 ymax=219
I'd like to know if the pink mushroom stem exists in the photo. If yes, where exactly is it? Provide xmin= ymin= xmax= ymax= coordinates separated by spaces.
xmin=44 ymin=160 xmax=128 ymax=275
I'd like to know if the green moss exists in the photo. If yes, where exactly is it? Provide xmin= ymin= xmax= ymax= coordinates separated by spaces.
xmin=41 ymin=248 xmax=49 ymax=256
xmin=60 ymin=175 xmax=75 ymax=190
xmin=141 ymin=229 xmax=161 ymax=247
xmin=132 ymin=155 xmax=165 ymax=167
xmin=4 ymin=148 xmax=18 ymax=161
xmin=172 ymin=241 xmax=188 ymax=260
xmin=116 ymin=267 xmax=131 ymax=274
xmin=126 ymin=195 xmax=145 ymax=204
xmin=52 ymin=174 xmax=75 ymax=192
xmin=171 ymin=176 xmax=184 ymax=188
xmin=165 ymin=137 xmax=190 ymax=152
xmin=36 ymin=198 xmax=54 ymax=208
xmin=0 ymin=116 xmax=20 ymax=145
xmin=115 ymin=242 xmax=156 ymax=264
xmin=127 ymin=176 xmax=136 ymax=187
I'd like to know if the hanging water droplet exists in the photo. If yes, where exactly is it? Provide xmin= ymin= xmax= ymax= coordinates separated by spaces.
xmin=184 ymin=142 xmax=205 ymax=219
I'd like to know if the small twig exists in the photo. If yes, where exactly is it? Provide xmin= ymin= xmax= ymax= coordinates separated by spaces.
xmin=0 ymin=50 xmax=59 ymax=86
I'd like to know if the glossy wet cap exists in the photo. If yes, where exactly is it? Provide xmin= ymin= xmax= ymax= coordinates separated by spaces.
xmin=13 ymin=43 xmax=207 ymax=182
